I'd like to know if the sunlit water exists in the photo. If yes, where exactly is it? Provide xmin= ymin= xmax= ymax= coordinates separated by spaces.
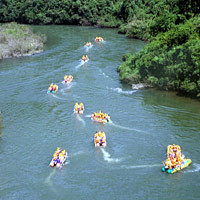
xmin=0 ymin=26 xmax=200 ymax=200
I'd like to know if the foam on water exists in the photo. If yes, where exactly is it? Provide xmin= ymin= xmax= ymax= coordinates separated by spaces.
xmin=110 ymin=87 xmax=137 ymax=95
xmin=101 ymin=148 xmax=122 ymax=163
xmin=185 ymin=163 xmax=200 ymax=173
xmin=85 ymin=115 xmax=91 ymax=118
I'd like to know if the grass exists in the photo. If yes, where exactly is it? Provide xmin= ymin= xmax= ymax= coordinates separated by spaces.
xmin=0 ymin=22 xmax=46 ymax=59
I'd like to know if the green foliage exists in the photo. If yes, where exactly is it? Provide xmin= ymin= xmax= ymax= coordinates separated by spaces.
xmin=118 ymin=16 xmax=200 ymax=98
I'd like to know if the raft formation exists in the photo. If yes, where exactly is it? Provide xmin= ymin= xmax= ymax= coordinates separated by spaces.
xmin=162 ymin=144 xmax=192 ymax=173
xmin=47 ymin=36 xmax=191 ymax=173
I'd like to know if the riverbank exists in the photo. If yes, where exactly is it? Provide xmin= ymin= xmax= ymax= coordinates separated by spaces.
xmin=0 ymin=23 xmax=46 ymax=59
xmin=117 ymin=16 xmax=200 ymax=99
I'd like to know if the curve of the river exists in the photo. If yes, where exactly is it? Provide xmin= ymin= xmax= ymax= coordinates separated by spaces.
xmin=0 ymin=26 xmax=200 ymax=200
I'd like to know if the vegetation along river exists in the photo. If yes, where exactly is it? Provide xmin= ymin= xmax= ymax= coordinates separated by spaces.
xmin=0 ymin=26 xmax=200 ymax=200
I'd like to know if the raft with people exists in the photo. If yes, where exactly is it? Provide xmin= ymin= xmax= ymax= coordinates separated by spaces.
xmin=94 ymin=131 xmax=106 ymax=147
xmin=74 ymin=102 xmax=84 ymax=114
xmin=95 ymin=37 xmax=103 ymax=43
xmin=50 ymin=147 xmax=67 ymax=168
xmin=82 ymin=55 xmax=89 ymax=62
xmin=85 ymin=42 xmax=92 ymax=47
xmin=48 ymin=83 xmax=58 ymax=93
xmin=91 ymin=111 xmax=110 ymax=124
xmin=62 ymin=75 xmax=73 ymax=84
xmin=162 ymin=144 xmax=191 ymax=174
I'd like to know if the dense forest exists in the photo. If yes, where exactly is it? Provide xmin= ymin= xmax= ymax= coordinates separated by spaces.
xmin=0 ymin=0 xmax=200 ymax=98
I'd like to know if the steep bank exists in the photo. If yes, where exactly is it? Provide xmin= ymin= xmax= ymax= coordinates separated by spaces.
xmin=0 ymin=23 xmax=46 ymax=59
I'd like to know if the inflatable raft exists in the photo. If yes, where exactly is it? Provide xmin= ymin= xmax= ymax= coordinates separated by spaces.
xmin=48 ymin=84 xmax=58 ymax=94
xmin=49 ymin=148 xmax=67 ymax=168
xmin=62 ymin=75 xmax=73 ymax=84
xmin=94 ymin=131 xmax=106 ymax=147
xmin=74 ymin=103 xmax=84 ymax=114
xmin=91 ymin=114 xmax=110 ymax=124
xmin=95 ymin=37 xmax=103 ymax=43
xmin=162 ymin=144 xmax=191 ymax=173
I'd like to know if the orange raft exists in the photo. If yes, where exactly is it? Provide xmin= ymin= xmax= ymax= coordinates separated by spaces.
xmin=95 ymin=37 xmax=103 ymax=43
xmin=91 ymin=111 xmax=110 ymax=124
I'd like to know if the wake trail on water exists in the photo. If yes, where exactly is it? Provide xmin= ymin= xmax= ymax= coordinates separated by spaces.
xmin=75 ymin=60 xmax=88 ymax=70
xmin=121 ymin=164 xmax=162 ymax=169
xmin=109 ymin=121 xmax=146 ymax=133
xmin=77 ymin=114 xmax=86 ymax=126
xmin=85 ymin=115 xmax=91 ymax=118
xmin=101 ymin=148 xmax=122 ymax=163
xmin=185 ymin=163 xmax=200 ymax=173
xmin=50 ymin=93 xmax=66 ymax=101
xmin=45 ymin=169 xmax=56 ymax=192
xmin=70 ymin=151 xmax=85 ymax=157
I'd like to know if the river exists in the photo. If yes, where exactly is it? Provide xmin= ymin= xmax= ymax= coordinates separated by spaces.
xmin=0 ymin=26 xmax=200 ymax=200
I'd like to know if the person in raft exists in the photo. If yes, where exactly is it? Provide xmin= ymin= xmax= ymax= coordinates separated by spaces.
xmin=63 ymin=75 xmax=73 ymax=83
xmin=74 ymin=102 xmax=84 ymax=114
xmin=82 ymin=55 xmax=88 ymax=62
xmin=50 ymin=148 xmax=67 ymax=168
xmin=94 ymin=131 xmax=106 ymax=146
xmin=93 ymin=111 xmax=110 ymax=122
xmin=164 ymin=144 xmax=184 ymax=170
xmin=48 ymin=83 xmax=58 ymax=93
xmin=86 ymin=42 xmax=92 ymax=47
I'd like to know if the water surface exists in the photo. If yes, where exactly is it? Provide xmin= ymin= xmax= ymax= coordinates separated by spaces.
xmin=0 ymin=26 xmax=200 ymax=200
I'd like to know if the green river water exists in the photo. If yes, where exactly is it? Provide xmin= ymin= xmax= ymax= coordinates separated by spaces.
xmin=0 ymin=26 xmax=200 ymax=200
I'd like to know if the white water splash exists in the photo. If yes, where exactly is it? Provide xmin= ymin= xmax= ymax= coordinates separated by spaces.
xmin=77 ymin=114 xmax=86 ymax=126
xmin=121 ymin=164 xmax=162 ymax=169
xmin=185 ymin=163 xmax=200 ymax=173
xmin=102 ymin=72 xmax=109 ymax=78
xmin=101 ymin=148 xmax=121 ymax=163
xmin=110 ymin=87 xmax=137 ymax=95
xmin=109 ymin=121 xmax=146 ymax=133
